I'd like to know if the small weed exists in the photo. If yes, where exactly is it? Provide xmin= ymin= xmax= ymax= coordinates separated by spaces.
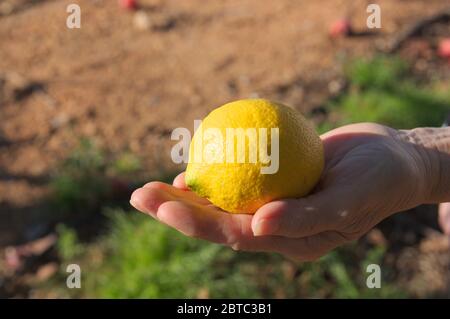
xmin=111 ymin=152 xmax=142 ymax=175
xmin=56 ymin=224 xmax=84 ymax=260
xmin=50 ymin=139 xmax=110 ymax=213
xmin=50 ymin=139 xmax=145 ymax=214
xmin=323 ymin=55 xmax=450 ymax=130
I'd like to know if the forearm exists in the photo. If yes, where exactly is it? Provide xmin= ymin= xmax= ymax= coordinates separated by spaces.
xmin=398 ymin=127 xmax=450 ymax=203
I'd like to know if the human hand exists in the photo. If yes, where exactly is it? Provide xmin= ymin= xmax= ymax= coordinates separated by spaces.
xmin=130 ymin=123 xmax=433 ymax=261
xmin=438 ymin=203 xmax=450 ymax=235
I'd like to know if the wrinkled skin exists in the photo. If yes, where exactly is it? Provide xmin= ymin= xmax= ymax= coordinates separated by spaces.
xmin=130 ymin=123 xmax=448 ymax=261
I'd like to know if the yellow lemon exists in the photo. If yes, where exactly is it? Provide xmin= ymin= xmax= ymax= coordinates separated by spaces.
xmin=185 ymin=99 xmax=324 ymax=214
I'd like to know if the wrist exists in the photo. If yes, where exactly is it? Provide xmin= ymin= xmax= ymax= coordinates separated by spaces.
xmin=396 ymin=127 xmax=450 ymax=204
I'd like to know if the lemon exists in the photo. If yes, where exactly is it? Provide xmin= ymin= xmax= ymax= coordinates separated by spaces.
xmin=185 ymin=99 xmax=324 ymax=214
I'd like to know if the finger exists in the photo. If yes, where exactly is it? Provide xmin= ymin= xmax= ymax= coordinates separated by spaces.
xmin=156 ymin=200 xmax=346 ymax=259
xmin=144 ymin=181 xmax=210 ymax=205
xmin=156 ymin=200 xmax=293 ymax=252
xmin=173 ymin=172 xmax=188 ymax=190
xmin=130 ymin=186 xmax=174 ymax=218
xmin=156 ymin=200 xmax=246 ymax=244
xmin=133 ymin=183 xmax=349 ymax=258
xmin=130 ymin=181 xmax=209 ymax=217
xmin=438 ymin=202 xmax=450 ymax=235
xmin=252 ymin=189 xmax=342 ymax=238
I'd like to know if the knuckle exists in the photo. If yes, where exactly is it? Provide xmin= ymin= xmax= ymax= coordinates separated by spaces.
xmin=134 ymin=187 xmax=162 ymax=214
xmin=181 ymin=220 xmax=206 ymax=240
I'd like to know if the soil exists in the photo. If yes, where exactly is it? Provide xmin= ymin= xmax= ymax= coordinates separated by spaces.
xmin=0 ymin=0 xmax=450 ymax=298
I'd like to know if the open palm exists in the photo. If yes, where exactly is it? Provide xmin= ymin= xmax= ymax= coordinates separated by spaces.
xmin=130 ymin=123 xmax=424 ymax=261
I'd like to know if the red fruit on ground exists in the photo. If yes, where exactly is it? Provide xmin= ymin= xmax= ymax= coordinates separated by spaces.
xmin=329 ymin=19 xmax=352 ymax=38
xmin=437 ymin=38 xmax=450 ymax=59
xmin=119 ymin=0 xmax=137 ymax=10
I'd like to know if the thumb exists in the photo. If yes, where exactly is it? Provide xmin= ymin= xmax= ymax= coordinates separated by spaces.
xmin=252 ymin=189 xmax=345 ymax=238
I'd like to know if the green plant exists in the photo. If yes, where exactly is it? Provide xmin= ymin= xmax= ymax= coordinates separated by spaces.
xmin=62 ymin=209 xmax=263 ymax=298
xmin=345 ymin=55 xmax=408 ymax=90
xmin=53 ymin=208 xmax=406 ymax=299
xmin=325 ymin=55 xmax=450 ymax=130
xmin=50 ymin=139 xmax=109 ymax=212
xmin=112 ymin=152 xmax=141 ymax=175
xmin=296 ymin=244 xmax=406 ymax=298
xmin=57 ymin=224 xmax=84 ymax=260
xmin=50 ymin=140 xmax=145 ymax=214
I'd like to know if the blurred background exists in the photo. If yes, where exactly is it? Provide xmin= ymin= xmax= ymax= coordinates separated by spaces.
xmin=0 ymin=0 xmax=449 ymax=298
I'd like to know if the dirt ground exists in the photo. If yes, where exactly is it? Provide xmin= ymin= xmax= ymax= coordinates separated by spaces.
xmin=0 ymin=0 xmax=450 ymax=297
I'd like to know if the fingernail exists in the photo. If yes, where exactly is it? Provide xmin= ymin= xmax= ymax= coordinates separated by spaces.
xmin=252 ymin=218 xmax=279 ymax=236
xmin=130 ymin=189 xmax=150 ymax=213
xmin=129 ymin=193 xmax=144 ymax=211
